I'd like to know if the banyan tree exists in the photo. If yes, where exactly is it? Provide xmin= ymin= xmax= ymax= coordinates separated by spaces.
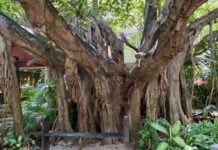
xmin=0 ymin=0 xmax=218 ymax=141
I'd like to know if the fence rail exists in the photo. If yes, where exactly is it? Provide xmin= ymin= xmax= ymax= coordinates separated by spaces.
xmin=40 ymin=116 xmax=130 ymax=150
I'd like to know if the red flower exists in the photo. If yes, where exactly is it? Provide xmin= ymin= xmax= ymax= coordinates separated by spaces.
xmin=194 ymin=78 xmax=207 ymax=85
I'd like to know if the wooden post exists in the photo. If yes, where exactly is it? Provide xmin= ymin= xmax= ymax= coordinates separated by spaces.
xmin=41 ymin=116 xmax=50 ymax=150
xmin=123 ymin=116 xmax=129 ymax=150
xmin=210 ymin=144 xmax=218 ymax=150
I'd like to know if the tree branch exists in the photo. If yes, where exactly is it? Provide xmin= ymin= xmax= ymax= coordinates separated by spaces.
xmin=97 ymin=20 xmax=125 ymax=64
xmin=18 ymin=0 xmax=125 ymax=77
xmin=195 ymin=30 xmax=218 ymax=55
xmin=120 ymin=33 xmax=138 ymax=52
xmin=125 ymin=0 xmax=208 ymax=90
xmin=184 ymin=9 xmax=218 ymax=63
xmin=185 ymin=30 xmax=218 ymax=63
xmin=140 ymin=0 xmax=157 ymax=47
xmin=140 ymin=0 xmax=205 ymax=53
xmin=188 ymin=8 xmax=218 ymax=31
xmin=0 ymin=12 xmax=65 ymax=71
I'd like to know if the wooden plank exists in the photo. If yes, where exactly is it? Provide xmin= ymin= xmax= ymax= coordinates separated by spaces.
xmin=123 ymin=116 xmax=130 ymax=150
xmin=45 ymin=132 xmax=124 ymax=138
xmin=41 ymin=116 xmax=50 ymax=150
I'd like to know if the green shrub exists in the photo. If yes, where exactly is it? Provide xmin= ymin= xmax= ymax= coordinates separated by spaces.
xmin=2 ymin=130 xmax=24 ymax=150
xmin=21 ymin=81 xmax=57 ymax=133
xmin=185 ymin=118 xmax=218 ymax=149
xmin=138 ymin=119 xmax=194 ymax=150
xmin=137 ymin=119 xmax=158 ymax=149
xmin=138 ymin=118 xmax=218 ymax=150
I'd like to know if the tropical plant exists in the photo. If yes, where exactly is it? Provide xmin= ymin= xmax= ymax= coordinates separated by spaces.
xmin=185 ymin=118 xmax=218 ymax=150
xmin=138 ymin=119 xmax=194 ymax=150
xmin=21 ymin=81 xmax=57 ymax=133
xmin=1 ymin=130 xmax=24 ymax=150
xmin=137 ymin=119 xmax=158 ymax=150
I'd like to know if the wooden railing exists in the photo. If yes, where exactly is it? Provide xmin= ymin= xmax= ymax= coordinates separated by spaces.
xmin=40 ymin=116 xmax=130 ymax=150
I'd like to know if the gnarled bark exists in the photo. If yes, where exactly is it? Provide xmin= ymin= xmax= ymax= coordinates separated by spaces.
xmin=65 ymin=58 xmax=123 ymax=143
xmin=0 ymin=34 xmax=24 ymax=136
xmin=52 ymin=69 xmax=72 ymax=131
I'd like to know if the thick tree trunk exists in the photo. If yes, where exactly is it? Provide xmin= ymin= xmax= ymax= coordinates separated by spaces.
xmin=0 ymin=34 xmax=24 ymax=136
xmin=143 ymin=52 xmax=192 ymax=124
xmin=180 ymin=67 xmax=192 ymax=118
xmin=145 ymin=72 xmax=168 ymax=120
xmin=65 ymin=58 xmax=95 ymax=132
xmin=128 ymin=83 xmax=144 ymax=140
xmin=52 ymin=69 xmax=72 ymax=131
xmin=65 ymin=58 xmax=123 ymax=143
xmin=166 ymin=54 xmax=190 ymax=124
xmin=128 ymin=52 xmax=193 ymax=139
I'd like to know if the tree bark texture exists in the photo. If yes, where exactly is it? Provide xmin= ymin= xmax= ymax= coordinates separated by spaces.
xmin=0 ymin=34 xmax=24 ymax=136
xmin=52 ymin=69 xmax=72 ymax=131
xmin=65 ymin=58 xmax=123 ymax=143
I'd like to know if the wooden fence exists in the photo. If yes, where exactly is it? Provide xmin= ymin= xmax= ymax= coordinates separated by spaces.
xmin=40 ymin=116 xmax=130 ymax=150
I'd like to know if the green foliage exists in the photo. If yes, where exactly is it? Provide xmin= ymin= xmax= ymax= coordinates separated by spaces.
xmin=52 ymin=0 xmax=144 ymax=29
xmin=138 ymin=119 xmax=193 ymax=150
xmin=149 ymin=121 xmax=169 ymax=136
xmin=2 ymin=130 xmax=24 ymax=150
xmin=138 ymin=119 xmax=158 ymax=149
xmin=189 ymin=0 xmax=218 ymax=24
xmin=0 ymin=0 xmax=25 ymax=22
xmin=21 ymin=80 xmax=56 ymax=103
xmin=193 ymin=82 xmax=211 ymax=108
xmin=185 ymin=118 xmax=218 ymax=150
xmin=99 ymin=0 xmax=144 ymax=29
xmin=21 ymin=81 xmax=57 ymax=133
xmin=139 ymin=118 xmax=218 ymax=150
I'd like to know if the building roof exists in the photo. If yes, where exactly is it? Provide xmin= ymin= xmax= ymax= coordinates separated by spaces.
xmin=12 ymin=47 xmax=43 ymax=67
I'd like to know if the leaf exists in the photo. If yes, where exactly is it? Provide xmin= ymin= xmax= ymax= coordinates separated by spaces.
xmin=54 ymin=18 xmax=61 ymax=27
xmin=158 ymin=118 xmax=170 ymax=127
xmin=9 ymin=139 xmax=17 ymax=145
xmin=149 ymin=122 xmax=169 ymax=135
xmin=156 ymin=142 xmax=169 ymax=150
xmin=214 ymin=118 xmax=218 ymax=127
xmin=6 ymin=132 xmax=15 ymax=140
xmin=16 ymin=143 xmax=22 ymax=148
xmin=139 ymin=140 xmax=145 ymax=147
xmin=172 ymin=136 xmax=186 ymax=148
xmin=184 ymin=145 xmax=198 ymax=150
xmin=17 ymin=135 xmax=23 ymax=143
xmin=170 ymin=121 xmax=181 ymax=137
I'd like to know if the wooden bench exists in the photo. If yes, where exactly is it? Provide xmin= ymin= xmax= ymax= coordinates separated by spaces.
xmin=40 ymin=116 xmax=130 ymax=150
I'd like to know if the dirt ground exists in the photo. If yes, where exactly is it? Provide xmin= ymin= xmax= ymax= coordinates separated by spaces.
xmin=50 ymin=143 xmax=130 ymax=150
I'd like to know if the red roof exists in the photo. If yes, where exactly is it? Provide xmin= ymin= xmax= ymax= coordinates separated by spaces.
xmin=12 ymin=47 xmax=43 ymax=67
